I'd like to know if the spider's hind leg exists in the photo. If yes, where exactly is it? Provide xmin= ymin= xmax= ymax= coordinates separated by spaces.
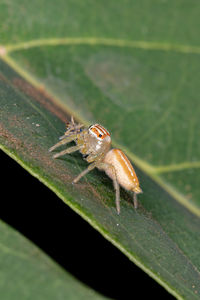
xmin=98 ymin=162 xmax=120 ymax=214
xmin=133 ymin=192 xmax=138 ymax=209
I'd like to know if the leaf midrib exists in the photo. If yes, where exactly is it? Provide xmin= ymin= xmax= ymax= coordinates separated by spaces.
xmin=0 ymin=37 xmax=200 ymax=218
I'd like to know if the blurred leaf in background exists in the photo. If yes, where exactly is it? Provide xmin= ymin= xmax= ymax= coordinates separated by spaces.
xmin=1 ymin=0 xmax=200 ymax=299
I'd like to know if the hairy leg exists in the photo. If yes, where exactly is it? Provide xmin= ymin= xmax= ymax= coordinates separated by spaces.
xmin=98 ymin=162 xmax=120 ymax=214
xmin=53 ymin=145 xmax=82 ymax=159
xmin=49 ymin=134 xmax=77 ymax=152
xmin=73 ymin=162 xmax=97 ymax=183
xmin=133 ymin=192 xmax=138 ymax=209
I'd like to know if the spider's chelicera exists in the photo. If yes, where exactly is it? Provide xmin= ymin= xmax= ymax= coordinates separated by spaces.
xmin=49 ymin=117 xmax=142 ymax=214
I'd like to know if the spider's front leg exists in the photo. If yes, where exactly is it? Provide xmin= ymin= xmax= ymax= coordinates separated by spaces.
xmin=49 ymin=134 xmax=77 ymax=153
xmin=52 ymin=145 xmax=82 ymax=159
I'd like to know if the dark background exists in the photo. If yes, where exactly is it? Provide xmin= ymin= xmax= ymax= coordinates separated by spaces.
xmin=0 ymin=150 xmax=174 ymax=300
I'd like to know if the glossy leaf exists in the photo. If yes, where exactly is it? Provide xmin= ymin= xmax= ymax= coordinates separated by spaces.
xmin=1 ymin=1 xmax=200 ymax=299
xmin=0 ymin=219 xmax=106 ymax=299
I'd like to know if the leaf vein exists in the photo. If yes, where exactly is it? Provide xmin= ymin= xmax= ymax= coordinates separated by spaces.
xmin=1 ymin=38 xmax=200 ymax=55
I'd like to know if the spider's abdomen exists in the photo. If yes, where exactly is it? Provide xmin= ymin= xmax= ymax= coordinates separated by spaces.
xmin=103 ymin=149 xmax=142 ymax=194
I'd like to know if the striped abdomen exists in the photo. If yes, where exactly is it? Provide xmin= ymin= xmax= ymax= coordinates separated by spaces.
xmin=103 ymin=149 xmax=142 ymax=194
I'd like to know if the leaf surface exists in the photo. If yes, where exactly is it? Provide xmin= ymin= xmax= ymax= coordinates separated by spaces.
xmin=0 ymin=219 xmax=106 ymax=299
xmin=1 ymin=1 xmax=200 ymax=299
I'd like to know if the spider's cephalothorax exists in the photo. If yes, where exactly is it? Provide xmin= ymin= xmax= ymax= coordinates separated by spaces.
xmin=49 ymin=117 xmax=142 ymax=214
xmin=79 ymin=124 xmax=111 ymax=162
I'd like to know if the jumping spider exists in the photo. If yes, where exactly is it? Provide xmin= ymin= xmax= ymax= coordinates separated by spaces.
xmin=49 ymin=117 xmax=142 ymax=214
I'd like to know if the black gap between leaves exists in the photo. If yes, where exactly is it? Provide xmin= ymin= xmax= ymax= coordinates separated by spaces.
xmin=0 ymin=150 xmax=174 ymax=300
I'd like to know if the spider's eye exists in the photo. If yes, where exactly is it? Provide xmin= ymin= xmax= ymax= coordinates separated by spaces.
xmin=99 ymin=134 xmax=102 ymax=138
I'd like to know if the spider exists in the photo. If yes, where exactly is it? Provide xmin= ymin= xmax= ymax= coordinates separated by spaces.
xmin=49 ymin=117 xmax=142 ymax=214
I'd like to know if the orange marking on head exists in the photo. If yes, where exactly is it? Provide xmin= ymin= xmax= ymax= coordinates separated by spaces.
xmin=95 ymin=124 xmax=110 ymax=137
xmin=90 ymin=124 xmax=110 ymax=139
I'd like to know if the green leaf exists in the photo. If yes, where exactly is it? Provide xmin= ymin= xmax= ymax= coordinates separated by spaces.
xmin=1 ymin=1 xmax=200 ymax=299
xmin=0 ymin=220 xmax=106 ymax=299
